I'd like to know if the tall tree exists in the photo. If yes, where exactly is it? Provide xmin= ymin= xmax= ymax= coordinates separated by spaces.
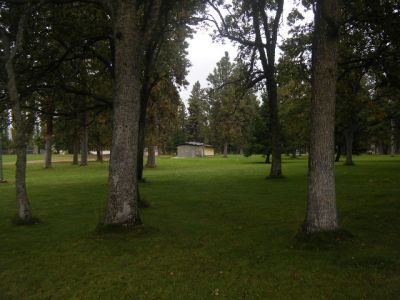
xmin=304 ymin=0 xmax=340 ymax=233
xmin=207 ymin=52 xmax=257 ymax=157
xmin=208 ymin=0 xmax=284 ymax=177
xmin=0 ymin=3 xmax=37 ymax=222
xmin=187 ymin=81 xmax=208 ymax=142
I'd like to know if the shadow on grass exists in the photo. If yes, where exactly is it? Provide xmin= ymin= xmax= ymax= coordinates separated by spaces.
xmin=94 ymin=223 xmax=160 ymax=239
xmin=266 ymin=175 xmax=287 ymax=180
xmin=11 ymin=215 xmax=41 ymax=226
xmin=291 ymin=229 xmax=355 ymax=251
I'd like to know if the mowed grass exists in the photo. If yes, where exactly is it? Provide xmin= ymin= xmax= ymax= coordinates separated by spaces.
xmin=0 ymin=154 xmax=399 ymax=299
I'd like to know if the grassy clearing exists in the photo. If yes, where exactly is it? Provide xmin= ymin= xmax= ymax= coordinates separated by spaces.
xmin=0 ymin=155 xmax=399 ymax=299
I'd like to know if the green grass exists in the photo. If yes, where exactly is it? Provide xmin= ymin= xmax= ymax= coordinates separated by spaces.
xmin=0 ymin=154 xmax=399 ymax=299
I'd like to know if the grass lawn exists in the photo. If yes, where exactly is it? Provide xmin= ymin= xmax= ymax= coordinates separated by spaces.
xmin=0 ymin=154 xmax=399 ymax=299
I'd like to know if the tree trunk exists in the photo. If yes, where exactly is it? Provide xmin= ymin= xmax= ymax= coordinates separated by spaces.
xmin=0 ymin=130 xmax=5 ymax=183
xmin=267 ymin=75 xmax=282 ymax=177
xmin=335 ymin=144 xmax=341 ymax=162
xmin=265 ymin=152 xmax=271 ymax=164
xmin=390 ymin=118 xmax=395 ymax=156
xmin=137 ymin=107 xmax=146 ymax=181
xmin=146 ymin=145 xmax=156 ymax=168
xmin=96 ymin=148 xmax=103 ymax=162
xmin=251 ymin=1 xmax=284 ymax=178
xmin=72 ymin=135 xmax=79 ymax=165
xmin=137 ymin=43 xmax=154 ymax=181
xmin=6 ymin=62 xmax=31 ymax=220
xmin=44 ymin=113 xmax=53 ymax=169
xmin=223 ymin=141 xmax=228 ymax=158
xmin=4 ymin=12 xmax=33 ymax=221
xmin=80 ymin=114 xmax=88 ymax=166
xmin=344 ymin=128 xmax=354 ymax=165
xmin=304 ymin=0 xmax=340 ymax=233
xmin=104 ymin=1 xmax=141 ymax=226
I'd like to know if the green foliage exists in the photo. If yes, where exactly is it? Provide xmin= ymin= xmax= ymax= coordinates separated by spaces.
xmin=186 ymin=81 xmax=209 ymax=143
xmin=207 ymin=52 xmax=258 ymax=152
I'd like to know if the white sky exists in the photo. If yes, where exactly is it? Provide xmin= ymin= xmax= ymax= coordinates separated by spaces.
xmin=179 ymin=1 xmax=313 ymax=103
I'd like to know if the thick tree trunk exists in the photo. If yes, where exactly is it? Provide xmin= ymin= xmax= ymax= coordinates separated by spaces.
xmin=344 ymin=128 xmax=354 ymax=165
xmin=146 ymin=145 xmax=156 ymax=168
xmin=72 ymin=135 xmax=79 ymax=165
xmin=44 ymin=113 xmax=53 ymax=169
xmin=304 ymin=0 xmax=340 ymax=233
xmin=104 ymin=1 xmax=141 ymax=226
xmin=223 ymin=141 xmax=228 ymax=158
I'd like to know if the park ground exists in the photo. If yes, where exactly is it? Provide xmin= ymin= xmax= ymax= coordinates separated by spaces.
xmin=0 ymin=154 xmax=399 ymax=299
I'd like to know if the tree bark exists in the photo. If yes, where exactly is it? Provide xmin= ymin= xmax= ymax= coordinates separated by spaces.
xmin=223 ymin=141 xmax=228 ymax=158
xmin=44 ymin=112 xmax=53 ymax=169
xmin=3 ymin=11 xmax=32 ymax=221
xmin=344 ymin=128 xmax=354 ymax=165
xmin=146 ymin=145 xmax=156 ymax=168
xmin=104 ymin=1 xmax=142 ymax=226
xmin=304 ymin=0 xmax=340 ymax=233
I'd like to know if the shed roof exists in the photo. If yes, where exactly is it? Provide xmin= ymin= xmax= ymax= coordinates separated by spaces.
xmin=178 ymin=141 xmax=213 ymax=147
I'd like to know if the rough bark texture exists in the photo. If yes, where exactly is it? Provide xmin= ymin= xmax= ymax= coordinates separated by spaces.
xmin=44 ymin=113 xmax=53 ymax=169
xmin=223 ymin=141 xmax=228 ymax=158
xmin=146 ymin=145 xmax=156 ymax=168
xmin=104 ymin=1 xmax=141 ymax=226
xmin=304 ymin=0 xmax=340 ymax=233
xmin=344 ymin=128 xmax=354 ymax=165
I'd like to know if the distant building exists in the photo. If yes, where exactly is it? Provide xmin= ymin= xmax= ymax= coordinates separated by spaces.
xmin=177 ymin=142 xmax=214 ymax=157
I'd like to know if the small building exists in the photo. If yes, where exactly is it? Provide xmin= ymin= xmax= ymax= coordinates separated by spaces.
xmin=177 ymin=142 xmax=214 ymax=157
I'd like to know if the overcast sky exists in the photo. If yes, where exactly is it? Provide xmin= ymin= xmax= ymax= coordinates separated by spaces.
xmin=179 ymin=2 xmax=313 ymax=103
